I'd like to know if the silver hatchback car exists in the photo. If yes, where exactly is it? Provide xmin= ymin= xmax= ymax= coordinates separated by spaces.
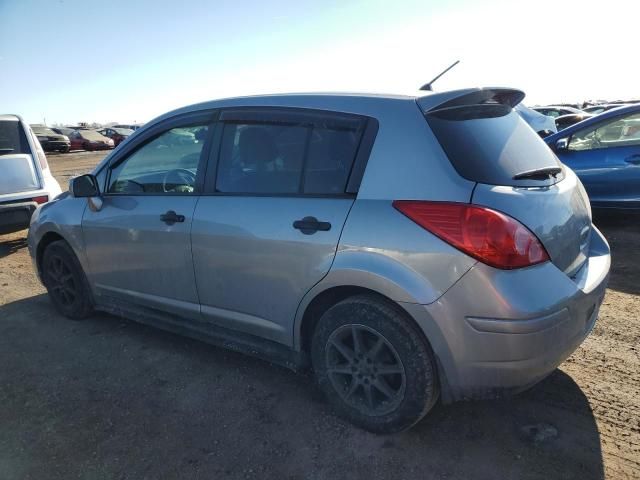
xmin=28 ymin=88 xmax=610 ymax=432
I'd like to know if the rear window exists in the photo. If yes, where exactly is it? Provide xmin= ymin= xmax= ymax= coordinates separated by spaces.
xmin=0 ymin=120 xmax=30 ymax=155
xmin=426 ymin=105 xmax=562 ymax=186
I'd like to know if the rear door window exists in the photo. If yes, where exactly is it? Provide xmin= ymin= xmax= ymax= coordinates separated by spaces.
xmin=215 ymin=109 xmax=366 ymax=195
xmin=426 ymin=104 xmax=562 ymax=186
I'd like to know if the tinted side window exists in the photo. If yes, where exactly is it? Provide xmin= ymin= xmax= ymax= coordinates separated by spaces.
xmin=304 ymin=126 xmax=361 ymax=194
xmin=216 ymin=123 xmax=307 ymax=194
xmin=0 ymin=120 xmax=30 ymax=155
xmin=215 ymin=113 xmax=364 ymax=195
xmin=108 ymin=125 xmax=209 ymax=194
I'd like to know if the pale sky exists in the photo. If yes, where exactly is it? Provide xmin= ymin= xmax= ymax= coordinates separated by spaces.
xmin=1 ymin=0 xmax=637 ymax=125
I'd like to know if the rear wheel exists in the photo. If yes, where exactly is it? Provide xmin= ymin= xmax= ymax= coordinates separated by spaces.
xmin=311 ymin=294 xmax=439 ymax=433
xmin=42 ymin=240 xmax=93 ymax=320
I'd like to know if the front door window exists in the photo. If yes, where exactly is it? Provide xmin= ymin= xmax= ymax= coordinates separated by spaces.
xmin=108 ymin=125 xmax=209 ymax=194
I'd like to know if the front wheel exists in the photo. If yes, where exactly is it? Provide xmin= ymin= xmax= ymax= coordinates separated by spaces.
xmin=42 ymin=240 xmax=94 ymax=320
xmin=311 ymin=294 xmax=439 ymax=433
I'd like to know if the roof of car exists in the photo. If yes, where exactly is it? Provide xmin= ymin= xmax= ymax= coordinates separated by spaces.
xmin=536 ymin=105 xmax=582 ymax=111
xmin=147 ymin=87 xmax=523 ymax=128
xmin=0 ymin=114 xmax=21 ymax=122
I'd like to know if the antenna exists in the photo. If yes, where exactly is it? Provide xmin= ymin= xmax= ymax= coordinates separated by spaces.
xmin=419 ymin=60 xmax=460 ymax=91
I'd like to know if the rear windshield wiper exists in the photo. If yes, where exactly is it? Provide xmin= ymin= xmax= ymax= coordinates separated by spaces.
xmin=513 ymin=166 xmax=562 ymax=181
xmin=0 ymin=148 xmax=15 ymax=155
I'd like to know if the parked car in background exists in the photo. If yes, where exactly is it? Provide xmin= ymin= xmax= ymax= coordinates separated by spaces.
xmin=0 ymin=115 xmax=62 ymax=234
xmin=52 ymin=127 xmax=75 ymax=137
xmin=30 ymin=125 xmax=71 ymax=153
xmin=554 ymin=112 xmax=594 ymax=131
xmin=533 ymin=105 xmax=584 ymax=118
xmin=113 ymin=124 xmax=143 ymax=131
xmin=68 ymin=129 xmax=114 ymax=151
xmin=583 ymin=104 xmax=631 ymax=115
xmin=29 ymin=88 xmax=610 ymax=433
xmin=515 ymin=103 xmax=557 ymax=137
xmin=545 ymin=104 xmax=640 ymax=209
xmin=98 ymin=127 xmax=133 ymax=147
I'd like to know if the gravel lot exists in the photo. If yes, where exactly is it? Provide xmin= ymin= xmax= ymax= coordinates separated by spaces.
xmin=0 ymin=151 xmax=638 ymax=479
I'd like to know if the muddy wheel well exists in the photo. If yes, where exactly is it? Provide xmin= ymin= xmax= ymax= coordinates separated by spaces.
xmin=36 ymin=232 xmax=65 ymax=275
xmin=300 ymin=286 xmax=398 ymax=354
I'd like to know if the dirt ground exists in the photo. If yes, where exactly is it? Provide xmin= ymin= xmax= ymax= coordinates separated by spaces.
xmin=0 ymin=151 xmax=638 ymax=479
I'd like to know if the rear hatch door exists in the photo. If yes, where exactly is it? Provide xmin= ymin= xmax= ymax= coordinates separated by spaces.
xmin=0 ymin=154 xmax=40 ymax=195
xmin=423 ymin=89 xmax=592 ymax=276
xmin=0 ymin=118 xmax=40 ymax=196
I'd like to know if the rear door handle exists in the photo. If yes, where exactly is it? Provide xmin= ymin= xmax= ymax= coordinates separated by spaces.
xmin=293 ymin=216 xmax=331 ymax=235
xmin=624 ymin=155 xmax=640 ymax=165
xmin=160 ymin=210 xmax=185 ymax=225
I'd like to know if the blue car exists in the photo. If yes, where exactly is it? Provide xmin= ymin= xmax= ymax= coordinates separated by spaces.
xmin=545 ymin=104 xmax=640 ymax=210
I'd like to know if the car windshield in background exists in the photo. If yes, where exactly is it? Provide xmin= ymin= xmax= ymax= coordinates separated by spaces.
xmin=32 ymin=127 xmax=58 ymax=136
xmin=426 ymin=105 xmax=561 ymax=186
xmin=113 ymin=128 xmax=133 ymax=135
xmin=0 ymin=120 xmax=30 ymax=155
xmin=82 ymin=130 xmax=108 ymax=141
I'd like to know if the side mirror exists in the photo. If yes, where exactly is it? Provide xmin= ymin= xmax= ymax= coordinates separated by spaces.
xmin=555 ymin=138 xmax=569 ymax=151
xmin=70 ymin=174 xmax=99 ymax=198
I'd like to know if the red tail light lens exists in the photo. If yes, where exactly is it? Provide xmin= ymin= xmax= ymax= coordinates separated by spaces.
xmin=393 ymin=201 xmax=549 ymax=269
xmin=32 ymin=195 xmax=49 ymax=204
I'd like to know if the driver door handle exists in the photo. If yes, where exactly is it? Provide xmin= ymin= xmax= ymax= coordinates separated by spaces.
xmin=624 ymin=154 xmax=640 ymax=165
xmin=160 ymin=210 xmax=185 ymax=225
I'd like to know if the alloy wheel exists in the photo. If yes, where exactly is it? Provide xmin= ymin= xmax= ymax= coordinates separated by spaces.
xmin=325 ymin=324 xmax=406 ymax=416
xmin=45 ymin=254 xmax=78 ymax=307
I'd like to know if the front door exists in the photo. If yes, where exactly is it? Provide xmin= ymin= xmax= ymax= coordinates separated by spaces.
xmin=191 ymin=108 xmax=370 ymax=345
xmin=82 ymin=121 xmax=212 ymax=319
xmin=562 ymin=110 xmax=640 ymax=207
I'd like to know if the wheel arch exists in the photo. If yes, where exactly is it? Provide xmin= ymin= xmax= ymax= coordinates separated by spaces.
xmin=293 ymin=263 xmax=458 ymax=401
xmin=36 ymin=231 xmax=66 ymax=277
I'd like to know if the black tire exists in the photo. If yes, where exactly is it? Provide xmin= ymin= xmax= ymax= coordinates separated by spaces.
xmin=312 ymin=294 xmax=439 ymax=433
xmin=41 ymin=240 xmax=94 ymax=320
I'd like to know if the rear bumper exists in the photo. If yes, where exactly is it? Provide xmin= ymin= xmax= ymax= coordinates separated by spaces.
xmin=0 ymin=201 xmax=38 ymax=234
xmin=403 ymin=225 xmax=610 ymax=402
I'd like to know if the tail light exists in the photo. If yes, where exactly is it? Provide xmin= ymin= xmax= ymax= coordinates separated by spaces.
xmin=393 ymin=201 xmax=549 ymax=269
xmin=32 ymin=195 xmax=49 ymax=204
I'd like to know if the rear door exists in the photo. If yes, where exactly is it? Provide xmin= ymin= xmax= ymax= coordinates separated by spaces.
xmin=557 ymin=110 xmax=640 ymax=207
xmin=425 ymin=96 xmax=592 ymax=277
xmin=191 ymin=108 xmax=374 ymax=345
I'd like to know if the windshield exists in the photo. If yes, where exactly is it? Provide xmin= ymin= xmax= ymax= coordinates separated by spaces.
xmin=32 ymin=127 xmax=57 ymax=136
xmin=113 ymin=128 xmax=133 ymax=135
xmin=0 ymin=120 xmax=31 ymax=155
xmin=82 ymin=130 xmax=107 ymax=141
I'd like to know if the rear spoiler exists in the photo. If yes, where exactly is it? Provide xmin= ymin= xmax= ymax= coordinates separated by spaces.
xmin=417 ymin=88 xmax=525 ymax=113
